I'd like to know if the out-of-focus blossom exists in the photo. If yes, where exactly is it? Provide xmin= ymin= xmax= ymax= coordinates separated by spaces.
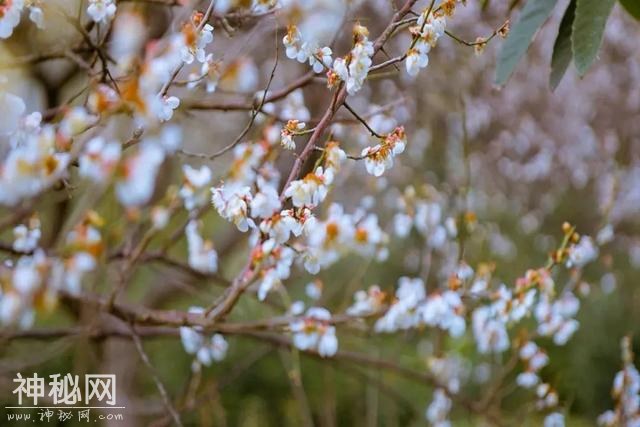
xmin=187 ymin=53 xmax=222 ymax=93
xmin=219 ymin=58 xmax=259 ymax=93
xmin=110 ymin=10 xmax=147 ymax=73
xmin=426 ymin=388 xmax=452 ymax=427
xmin=79 ymin=137 xmax=122 ymax=183
xmin=58 ymin=107 xmax=98 ymax=141
xmin=116 ymin=143 xmax=164 ymax=207
xmin=28 ymin=3 xmax=44 ymax=29
xmin=535 ymin=293 xmax=580 ymax=345
xmin=0 ymin=0 xmax=24 ymax=38
xmin=180 ymin=307 xmax=228 ymax=367
xmin=180 ymin=165 xmax=212 ymax=211
xmin=0 ymin=87 xmax=25 ymax=135
xmin=290 ymin=307 xmax=338 ymax=357
xmin=185 ymin=220 xmax=218 ymax=274
xmin=12 ymin=217 xmax=41 ymax=253
xmin=472 ymin=306 xmax=509 ymax=354
xmin=347 ymin=285 xmax=386 ymax=316
xmin=375 ymin=277 xmax=425 ymax=332
xmin=305 ymin=280 xmax=322 ymax=300
xmin=566 ymin=236 xmax=598 ymax=268
xmin=87 ymin=84 xmax=120 ymax=115
xmin=280 ymin=90 xmax=310 ymax=122
xmin=598 ymin=336 xmax=640 ymax=426
xmin=544 ymin=412 xmax=565 ymax=427
xmin=250 ymin=177 xmax=281 ymax=219
xmin=0 ymin=124 xmax=71 ymax=206
xmin=87 ymin=0 xmax=116 ymax=24
xmin=419 ymin=291 xmax=466 ymax=338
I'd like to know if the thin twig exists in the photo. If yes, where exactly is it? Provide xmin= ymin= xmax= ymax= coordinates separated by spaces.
xmin=179 ymin=24 xmax=280 ymax=160
xmin=342 ymin=102 xmax=384 ymax=139
xmin=129 ymin=323 xmax=184 ymax=427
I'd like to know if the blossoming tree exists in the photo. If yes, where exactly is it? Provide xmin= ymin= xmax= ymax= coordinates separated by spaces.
xmin=1 ymin=0 xmax=639 ymax=425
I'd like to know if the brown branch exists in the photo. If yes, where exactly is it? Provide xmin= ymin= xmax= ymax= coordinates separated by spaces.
xmin=183 ymin=71 xmax=316 ymax=112
xmin=2 ymin=322 xmax=497 ymax=423
xmin=204 ymin=0 xmax=420 ymax=322
xmin=179 ymin=26 xmax=280 ymax=160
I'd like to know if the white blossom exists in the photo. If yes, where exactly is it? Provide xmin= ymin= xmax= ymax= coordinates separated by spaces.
xmin=0 ymin=0 xmax=24 ymax=38
xmin=472 ymin=306 xmax=510 ymax=354
xmin=180 ymin=307 xmax=228 ymax=366
xmin=87 ymin=0 xmax=116 ymax=24
xmin=331 ymin=24 xmax=373 ymax=95
xmin=283 ymin=167 xmax=332 ymax=208
xmin=361 ymin=127 xmax=407 ymax=177
xmin=290 ymin=307 xmax=338 ymax=357
xmin=180 ymin=16 xmax=214 ymax=64
xmin=12 ymin=219 xmax=41 ymax=253
xmin=185 ymin=221 xmax=218 ymax=274
xmin=116 ymin=143 xmax=165 ymax=207
xmin=305 ymin=281 xmax=322 ymax=300
xmin=79 ymin=137 xmax=122 ymax=183
xmin=309 ymin=46 xmax=333 ymax=73
xmin=544 ymin=412 xmax=565 ymax=427
xmin=346 ymin=286 xmax=385 ymax=316
xmin=566 ymin=236 xmax=598 ymax=268
xmin=211 ymin=185 xmax=255 ymax=232
xmin=180 ymin=165 xmax=212 ymax=211
xmin=426 ymin=388 xmax=452 ymax=427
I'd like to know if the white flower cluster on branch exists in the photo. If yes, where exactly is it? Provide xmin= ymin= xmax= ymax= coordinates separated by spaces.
xmin=0 ymin=0 xmax=634 ymax=425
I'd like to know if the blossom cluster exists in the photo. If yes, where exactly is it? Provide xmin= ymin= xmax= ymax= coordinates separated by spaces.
xmin=0 ymin=0 xmax=636 ymax=425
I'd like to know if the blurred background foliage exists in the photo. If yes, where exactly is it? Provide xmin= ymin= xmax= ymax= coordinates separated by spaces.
xmin=1 ymin=0 xmax=640 ymax=425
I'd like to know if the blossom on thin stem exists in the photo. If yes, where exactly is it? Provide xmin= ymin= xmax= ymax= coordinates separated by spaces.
xmin=330 ymin=23 xmax=373 ymax=95
xmin=361 ymin=126 xmax=407 ymax=176
xmin=180 ymin=11 xmax=214 ymax=64
xmin=280 ymin=120 xmax=306 ymax=151
xmin=180 ymin=307 xmax=228 ymax=367
xmin=283 ymin=25 xmax=333 ymax=73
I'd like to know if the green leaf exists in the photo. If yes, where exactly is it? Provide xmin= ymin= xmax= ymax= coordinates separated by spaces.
xmin=620 ymin=0 xmax=640 ymax=20
xmin=495 ymin=0 xmax=558 ymax=85
xmin=572 ymin=0 xmax=616 ymax=75
xmin=549 ymin=0 xmax=576 ymax=90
